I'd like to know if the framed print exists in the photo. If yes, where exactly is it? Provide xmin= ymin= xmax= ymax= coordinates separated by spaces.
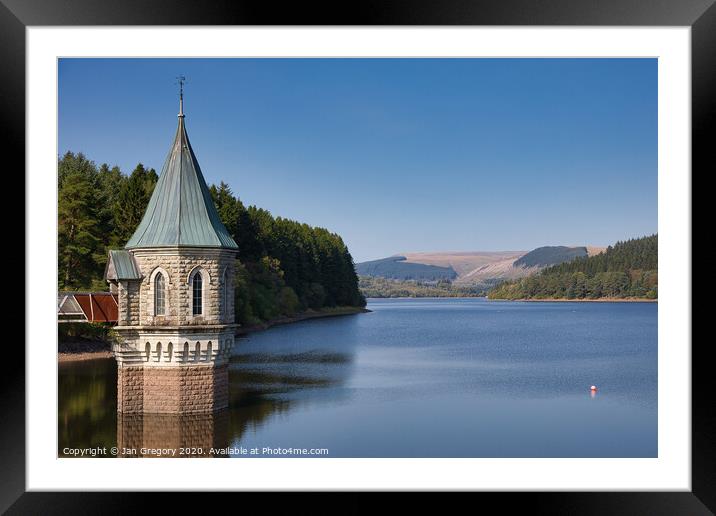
xmin=5 ymin=0 xmax=712 ymax=512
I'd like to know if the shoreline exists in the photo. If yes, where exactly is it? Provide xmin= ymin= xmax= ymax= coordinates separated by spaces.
xmin=488 ymin=297 xmax=657 ymax=303
xmin=58 ymin=350 xmax=114 ymax=363
xmin=236 ymin=306 xmax=371 ymax=335
xmin=58 ymin=306 xmax=370 ymax=363
xmin=366 ymin=296 xmax=656 ymax=303
xmin=366 ymin=296 xmax=485 ymax=300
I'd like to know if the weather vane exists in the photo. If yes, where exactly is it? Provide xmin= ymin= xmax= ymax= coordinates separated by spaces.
xmin=176 ymin=75 xmax=186 ymax=117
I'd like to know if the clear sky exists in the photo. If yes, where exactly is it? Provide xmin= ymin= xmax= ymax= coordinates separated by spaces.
xmin=58 ymin=58 xmax=657 ymax=262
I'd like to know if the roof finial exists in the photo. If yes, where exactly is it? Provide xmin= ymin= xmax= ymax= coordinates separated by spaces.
xmin=176 ymin=75 xmax=186 ymax=118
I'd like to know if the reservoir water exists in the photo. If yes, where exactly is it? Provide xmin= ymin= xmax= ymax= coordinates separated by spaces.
xmin=59 ymin=298 xmax=657 ymax=457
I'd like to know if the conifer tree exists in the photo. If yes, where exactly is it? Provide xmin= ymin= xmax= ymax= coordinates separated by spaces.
xmin=113 ymin=164 xmax=158 ymax=245
xmin=58 ymin=154 xmax=103 ymax=289
xmin=209 ymin=181 xmax=240 ymax=238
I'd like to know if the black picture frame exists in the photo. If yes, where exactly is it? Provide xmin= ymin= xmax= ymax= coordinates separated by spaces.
xmin=4 ymin=0 xmax=709 ymax=512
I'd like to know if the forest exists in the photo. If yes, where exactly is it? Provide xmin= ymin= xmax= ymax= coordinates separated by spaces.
xmin=57 ymin=152 xmax=365 ymax=326
xmin=359 ymin=276 xmax=488 ymax=298
xmin=513 ymin=246 xmax=588 ymax=268
xmin=488 ymin=234 xmax=658 ymax=300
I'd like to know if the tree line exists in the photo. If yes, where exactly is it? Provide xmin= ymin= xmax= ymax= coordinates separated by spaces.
xmin=209 ymin=182 xmax=365 ymax=322
xmin=57 ymin=152 xmax=365 ymax=325
xmin=359 ymin=276 xmax=488 ymax=298
xmin=488 ymin=234 xmax=658 ymax=300
xmin=58 ymin=152 xmax=158 ymax=290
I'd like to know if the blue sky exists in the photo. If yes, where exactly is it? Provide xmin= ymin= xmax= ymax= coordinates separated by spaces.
xmin=58 ymin=58 xmax=657 ymax=262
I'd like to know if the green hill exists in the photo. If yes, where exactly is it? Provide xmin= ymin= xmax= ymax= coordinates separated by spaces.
xmin=355 ymin=256 xmax=458 ymax=281
xmin=488 ymin=234 xmax=657 ymax=300
xmin=514 ymin=246 xmax=587 ymax=268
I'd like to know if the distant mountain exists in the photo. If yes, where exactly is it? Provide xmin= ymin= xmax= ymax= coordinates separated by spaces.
xmin=355 ymin=256 xmax=458 ymax=281
xmin=400 ymin=251 xmax=525 ymax=278
xmin=514 ymin=246 xmax=588 ymax=268
xmin=357 ymin=245 xmax=600 ymax=293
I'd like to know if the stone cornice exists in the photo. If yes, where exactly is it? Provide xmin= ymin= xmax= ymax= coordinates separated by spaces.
xmin=115 ymin=324 xmax=239 ymax=332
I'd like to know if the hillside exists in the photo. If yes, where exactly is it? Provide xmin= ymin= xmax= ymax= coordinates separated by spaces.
xmin=356 ymin=246 xmax=593 ymax=291
xmin=355 ymin=256 xmax=458 ymax=281
xmin=514 ymin=246 xmax=588 ymax=268
xmin=359 ymin=276 xmax=486 ymax=298
xmin=402 ymin=251 xmax=525 ymax=278
xmin=488 ymin=234 xmax=657 ymax=300
xmin=455 ymin=254 xmax=536 ymax=285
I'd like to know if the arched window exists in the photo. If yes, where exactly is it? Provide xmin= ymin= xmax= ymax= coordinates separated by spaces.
xmin=207 ymin=341 xmax=213 ymax=361
xmin=167 ymin=342 xmax=173 ymax=362
xmin=192 ymin=272 xmax=203 ymax=316
xmin=154 ymin=273 xmax=166 ymax=316
xmin=194 ymin=342 xmax=201 ymax=362
xmin=183 ymin=342 xmax=189 ymax=363
xmin=156 ymin=342 xmax=162 ymax=362
xmin=145 ymin=342 xmax=151 ymax=362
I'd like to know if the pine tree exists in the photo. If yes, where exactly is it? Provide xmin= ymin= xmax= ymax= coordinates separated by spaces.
xmin=210 ymin=181 xmax=240 ymax=238
xmin=113 ymin=163 xmax=158 ymax=245
xmin=58 ymin=160 xmax=103 ymax=289
xmin=94 ymin=163 xmax=125 ymax=268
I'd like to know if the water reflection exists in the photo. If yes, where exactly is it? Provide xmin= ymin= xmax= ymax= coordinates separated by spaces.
xmin=59 ymin=334 xmax=357 ymax=457
xmin=226 ymin=347 xmax=355 ymax=443
xmin=59 ymin=358 xmax=117 ymax=455
xmin=117 ymin=412 xmax=229 ymax=457
xmin=59 ymin=301 xmax=657 ymax=457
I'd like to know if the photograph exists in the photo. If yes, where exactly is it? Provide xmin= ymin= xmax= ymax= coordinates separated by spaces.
xmin=57 ymin=57 xmax=658 ymax=459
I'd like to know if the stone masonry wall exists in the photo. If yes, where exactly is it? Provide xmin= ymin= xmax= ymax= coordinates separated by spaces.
xmin=127 ymin=248 xmax=236 ymax=328
xmin=126 ymin=280 xmax=140 ymax=325
xmin=117 ymin=280 xmax=141 ymax=326
xmin=117 ymin=364 xmax=229 ymax=414
xmin=117 ymin=365 xmax=144 ymax=413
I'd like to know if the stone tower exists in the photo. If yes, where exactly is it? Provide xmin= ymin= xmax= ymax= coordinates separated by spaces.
xmin=105 ymin=85 xmax=238 ymax=414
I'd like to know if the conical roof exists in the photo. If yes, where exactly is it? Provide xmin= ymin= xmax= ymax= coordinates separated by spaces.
xmin=125 ymin=111 xmax=238 ymax=250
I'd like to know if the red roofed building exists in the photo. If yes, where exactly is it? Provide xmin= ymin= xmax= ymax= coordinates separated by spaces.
xmin=58 ymin=292 xmax=118 ymax=323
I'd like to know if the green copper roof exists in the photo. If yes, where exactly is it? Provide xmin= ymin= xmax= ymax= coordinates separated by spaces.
xmin=125 ymin=113 xmax=238 ymax=249
xmin=105 ymin=250 xmax=142 ymax=280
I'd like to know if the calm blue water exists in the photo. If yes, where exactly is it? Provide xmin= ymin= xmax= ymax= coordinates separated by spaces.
xmin=58 ymin=298 xmax=657 ymax=457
